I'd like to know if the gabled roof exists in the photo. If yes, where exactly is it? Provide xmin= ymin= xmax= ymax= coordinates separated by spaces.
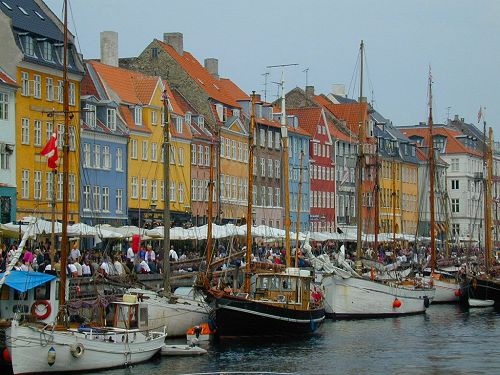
xmin=88 ymin=60 xmax=160 ymax=106
xmin=119 ymin=105 xmax=150 ymax=134
xmin=218 ymin=78 xmax=249 ymax=101
xmin=0 ymin=67 xmax=16 ymax=86
xmin=286 ymin=107 xmax=325 ymax=138
xmin=399 ymin=125 xmax=482 ymax=157
xmin=327 ymin=119 xmax=355 ymax=143
xmin=156 ymin=39 xmax=240 ymax=107
xmin=324 ymin=102 xmax=369 ymax=137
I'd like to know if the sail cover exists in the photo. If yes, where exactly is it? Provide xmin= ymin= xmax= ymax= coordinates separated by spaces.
xmin=0 ymin=271 xmax=56 ymax=292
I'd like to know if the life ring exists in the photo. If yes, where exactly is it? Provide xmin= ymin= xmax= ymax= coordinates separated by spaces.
xmin=70 ymin=343 xmax=85 ymax=358
xmin=31 ymin=300 xmax=51 ymax=320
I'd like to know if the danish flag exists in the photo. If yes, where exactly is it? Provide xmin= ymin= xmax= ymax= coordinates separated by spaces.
xmin=40 ymin=133 xmax=58 ymax=169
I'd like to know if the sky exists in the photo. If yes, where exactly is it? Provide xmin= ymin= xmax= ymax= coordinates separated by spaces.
xmin=45 ymin=0 xmax=500 ymax=138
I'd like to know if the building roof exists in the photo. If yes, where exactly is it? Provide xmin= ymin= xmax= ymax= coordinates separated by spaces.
xmin=324 ymin=102 xmax=369 ymax=137
xmin=399 ymin=125 xmax=483 ymax=157
xmin=328 ymin=119 xmax=354 ymax=143
xmin=218 ymin=78 xmax=249 ymax=101
xmin=0 ymin=67 xmax=16 ymax=86
xmin=156 ymin=39 xmax=240 ymax=107
xmin=286 ymin=107 xmax=324 ymax=138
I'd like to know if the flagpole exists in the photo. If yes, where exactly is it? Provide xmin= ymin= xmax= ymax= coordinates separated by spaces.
xmin=50 ymin=169 xmax=57 ymax=266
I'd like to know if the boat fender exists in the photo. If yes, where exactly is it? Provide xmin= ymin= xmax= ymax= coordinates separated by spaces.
xmin=392 ymin=298 xmax=402 ymax=308
xmin=70 ymin=343 xmax=85 ymax=358
xmin=454 ymin=289 xmax=461 ymax=297
xmin=370 ymin=267 xmax=375 ymax=281
xmin=31 ymin=300 xmax=52 ymax=320
xmin=47 ymin=347 xmax=56 ymax=366
xmin=2 ymin=348 xmax=10 ymax=363
xmin=424 ymin=296 xmax=430 ymax=308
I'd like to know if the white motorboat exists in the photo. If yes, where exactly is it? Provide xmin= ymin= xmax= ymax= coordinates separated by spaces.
xmin=6 ymin=299 xmax=166 ymax=374
xmin=424 ymin=274 xmax=460 ymax=303
xmin=161 ymin=344 xmax=207 ymax=356
xmin=468 ymin=298 xmax=495 ymax=308
xmin=127 ymin=287 xmax=210 ymax=337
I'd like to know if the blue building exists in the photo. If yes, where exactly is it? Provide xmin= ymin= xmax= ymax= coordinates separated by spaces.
xmin=80 ymin=65 xmax=129 ymax=226
xmin=287 ymin=116 xmax=311 ymax=233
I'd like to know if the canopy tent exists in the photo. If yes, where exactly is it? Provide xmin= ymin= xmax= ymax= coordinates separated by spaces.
xmin=68 ymin=223 xmax=124 ymax=239
xmin=0 ymin=271 xmax=56 ymax=293
xmin=0 ymin=216 xmax=62 ymax=239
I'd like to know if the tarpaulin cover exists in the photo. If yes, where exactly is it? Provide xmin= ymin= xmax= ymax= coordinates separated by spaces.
xmin=0 ymin=271 xmax=56 ymax=293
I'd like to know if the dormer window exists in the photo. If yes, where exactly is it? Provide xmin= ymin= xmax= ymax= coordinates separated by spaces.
xmin=21 ymin=35 xmax=35 ymax=56
xmin=216 ymin=103 xmax=224 ymax=121
xmin=151 ymin=47 xmax=158 ymax=59
xmin=134 ymin=106 xmax=142 ymax=125
xmin=85 ymin=104 xmax=96 ymax=128
xmin=185 ymin=112 xmax=191 ymax=124
xmin=233 ymin=109 xmax=240 ymax=117
xmin=433 ymin=136 xmax=446 ymax=153
xmin=198 ymin=115 xmax=204 ymax=128
xmin=107 ymin=108 xmax=116 ymax=131
xmin=41 ymin=41 xmax=53 ymax=61
xmin=176 ymin=117 xmax=183 ymax=133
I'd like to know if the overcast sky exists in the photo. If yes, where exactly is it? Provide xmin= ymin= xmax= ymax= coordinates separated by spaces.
xmin=45 ymin=0 xmax=500 ymax=138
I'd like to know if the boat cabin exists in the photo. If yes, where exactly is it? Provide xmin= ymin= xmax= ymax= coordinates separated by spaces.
xmin=105 ymin=295 xmax=149 ymax=330
xmin=251 ymin=268 xmax=314 ymax=310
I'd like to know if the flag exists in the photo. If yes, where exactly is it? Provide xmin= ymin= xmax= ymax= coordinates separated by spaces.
xmin=41 ymin=133 xmax=58 ymax=169
xmin=477 ymin=106 xmax=483 ymax=123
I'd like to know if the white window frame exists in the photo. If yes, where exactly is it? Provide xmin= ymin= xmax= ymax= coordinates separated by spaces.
xmin=107 ymin=108 xmax=116 ymax=130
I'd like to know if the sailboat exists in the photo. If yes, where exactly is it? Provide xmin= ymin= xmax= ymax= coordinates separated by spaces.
xmin=201 ymin=90 xmax=325 ymax=337
xmin=461 ymin=125 xmax=500 ymax=308
xmin=422 ymin=68 xmax=461 ymax=303
xmin=4 ymin=2 xmax=166 ymax=373
xmin=310 ymin=41 xmax=434 ymax=318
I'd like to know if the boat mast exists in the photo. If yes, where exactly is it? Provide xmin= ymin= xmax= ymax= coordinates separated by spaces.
xmin=281 ymin=72 xmax=292 ymax=267
xmin=427 ymin=67 xmax=436 ymax=274
xmin=374 ymin=143 xmax=380 ymax=254
xmin=392 ymin=153 xmax=397 ymax=244
xmin=444 ymin=175 xmax=450 ymax=258
xmin=485 ymin=126 xmax=494 ymax=273
xmin=206 ymin=131 xmax=215 ymax=274
xmin=244 ymin=93 xmax=256 ymax=292
xmin=58 ymin=0 xmax=69 ymax=311
xmin=162 ymin=89 xmax=171 ymax=297
xmin=294 ymin=151 xmax=304 ymax=266
xmin=355 ymin=40 xmax=366 ymax=274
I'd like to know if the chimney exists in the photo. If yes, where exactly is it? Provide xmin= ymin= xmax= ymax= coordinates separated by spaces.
xmin=331 ymin=84 xmax=346 ymax=97
xmin=454 ymin=114 xmax=459 ymax=121
xmin=100 ymin=31 xmax=118 ymax=67
xmin=305 ymin=86 xmax=315 ymax=96
xmin=254 ymin=93 xmax=262 ymax=102
xmin=204 ymin=58 xmax=219 ymax=79
xmin=163 ymin=32 xmax=183 ymax=55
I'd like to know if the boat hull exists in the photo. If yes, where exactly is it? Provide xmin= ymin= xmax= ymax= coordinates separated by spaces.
xmin=461 ymin=277 xmax=500 ymax=309
xmin=321 ymin=274 xmax=434 ymax=319
xmin=425 ymin=277 xmax=460 ymax=303
xmin=6 ymin=321 xmax=165 ymax=375
xmin=212 ymin=294 xmax=325 ymax=337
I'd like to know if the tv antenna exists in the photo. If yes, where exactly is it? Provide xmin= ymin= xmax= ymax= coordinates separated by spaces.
xmin=261 ymin=72 xmax=270 ymax=102
xmin=303 ymin=68 xmax=309 ymax=88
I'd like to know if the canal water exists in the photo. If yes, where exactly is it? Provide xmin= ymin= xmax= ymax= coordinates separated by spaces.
xmin=93 ymin=304 xmax=499 ymax=375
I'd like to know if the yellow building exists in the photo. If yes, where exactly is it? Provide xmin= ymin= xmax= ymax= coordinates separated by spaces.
xmin=0 ymin=4 xmax=85 ymax=221
xmin=86 ymin=61 xmax=191 ymax=226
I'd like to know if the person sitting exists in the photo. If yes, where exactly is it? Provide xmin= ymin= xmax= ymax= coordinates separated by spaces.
xmin=67 ymin=258 xmax=78 ymax=277
xmin=139 ymin=258 xmax=151 ymax=274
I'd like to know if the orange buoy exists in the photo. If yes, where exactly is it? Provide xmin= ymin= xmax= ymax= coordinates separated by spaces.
xmin=454 ymin=289 xmax=461 ymax=297
xmin=393 ymin=298 xmax=402 ymax=308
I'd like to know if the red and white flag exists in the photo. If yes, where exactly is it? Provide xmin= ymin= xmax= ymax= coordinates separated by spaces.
xmin=41 ymin=133 xmax=58 ymax=169
xmin=477 ymin=106 xmax=483 ymax=123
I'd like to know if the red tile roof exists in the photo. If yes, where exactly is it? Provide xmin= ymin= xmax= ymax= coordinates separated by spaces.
xmin=219 ymin=78 xmax=250 ymax=101
xmin=324 ymin=102 xmax=369 ymax=137
xmin=0 ymin=69 xmax=16 ymax=86
xmin=89 ymin=60 xmax=160 ymax=105
xmin=156 ymin=40 xmax=240 ymax=107
xmin=286 ymin=107 xmax=324 ymax=137
xmin=327 ymin=119 xmax=356 ymax=143
xmin=119 ymin=105 xmax=151 ymax=133
xmin=400 ymin=125 xmax=482 ymax=157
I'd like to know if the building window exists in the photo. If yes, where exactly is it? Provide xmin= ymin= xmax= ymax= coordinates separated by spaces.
xmin=219 ymin=138 xmax=224 ymax=158
xmin=21 ymin=170 xmax=29 ymax=198
xmin=451 ymin=179 xmax=459 ymax=190
xmin=107 ymin=108 xmax=116 ymax=130
xmin=21 ymin=118 xmax=29 ymax=144
xmin=268 ymin=187 xmax=273 ymax=207
xmin=191 ymin=179 xmax=198 ymax=201
xmin=134 ymin=106 xmax=143 ymax=125
xmin=178 ymin=147 xmax=184 ymax=166
xmin=33 ymin=120 xmax=42 ymax=146
xmin=220 ymin=175 xmax=225 ymax=199
xmin=452 ymin=223 xmax=460 ymax=237
xmin=21 ymin=71 xmax=29 ymax=96
xmin=261 ymin=186 xmax=266 ymax=206
xmin=41 ymin=41 xmax=53 ymax=61
xmin=205 ymin=146 xmax=210 ymax=166
xmin=267 ymin=159 xmax=273 ymax=178
xmin=93 ymin=186 xmax=101 ymax=211
xmin=268 ymin=131 xmax=273 ymax=148
xmin=141 ymin=178 xmax=148 ymax=199
xmin=151 ymin=110 xmax=158 ymax=125
xmin=231 ymin=140 xmax=236 ymax=160
xmin=225 ymin=138 xmax=230 ymax=157
xmin=69 ymin=126 xmax=76 ymax=151
xmin=102 ymin=187 xmax=109 ymax=212
xmin=69 ymin=174 xmax=75 ymax=202
xmin=0 ymin=148 xmax=10 ymax=170
xmin=237 ymin=142 xmax=243 ymax=161
xmin=178 ymin=182 xmax=184 ymax=203
xmin=57 ymin=123 xmax=64 ymax=149
xmin=131 ymin=177 xmax=138 ymax=199
xmin=275 ymin=160 xmax=280 ymax=178
xmin=130 ymin=139 xmax=137 ymax=159
xmin=260 ymin=129 xmax=265 ymax=147
xmin=151 ymin=142 xmax=158 ymax=162
xmin=21 ymin=35 xmax=35 ymax=56
xmin=116 ymin=148 xmax=123 ymax=171
xmin=45 ymin=77 xmax=53 ymax=101
xmin=151 ymin=180 xmax=158 ymax=201
xmin=451 ymin=198 xmax=460 ymax=213
xmin=45 ymin=122 xmax=53 ymax=144
xmin=197 ymin=144 xmax=203 ymax=165
xmin=191 ymin=144 xmax=197 ymax=164
xmin=451 ymin=158 xmax=459 ymax=172
xmin=94 ymin=144 xmax=101 ymax=168
xmin=142 ymin=140 xmax=148 ymax=160
xmin=170 ymin=181 xmax=176 ymax=201
xmin=116 ymin=189 xmax=123 ymax=213
xmin=170 ymin=145 xmax=177 ymax=164
xmin=85 ymin=104 xmax=96 ymax=127
xmin=33 ymin=75 xmax=41 ymax=99
xmin=57 ymin=80 xmax=63 ymax=103
xmin=243 ymin=144 xmax=248 ymax=163
xmin=83 ymin=185 xmax=90 ymax=210
xmin=0 ymin=91 xmax=8 ymax=120
xmin=275 ymin=133 xmax=281 ymax=149
xmin=176 ymin=117 xmax=183 ymax=133
xmin=260 ymin=158 xmax=265 ymax=177
xmin=33 ymin=171 xmax=41 ymax=200
xmin=103 ymin=146 xmax=111 ymax=169
xmin=69 ymin=82 xmax=75 ymax=106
